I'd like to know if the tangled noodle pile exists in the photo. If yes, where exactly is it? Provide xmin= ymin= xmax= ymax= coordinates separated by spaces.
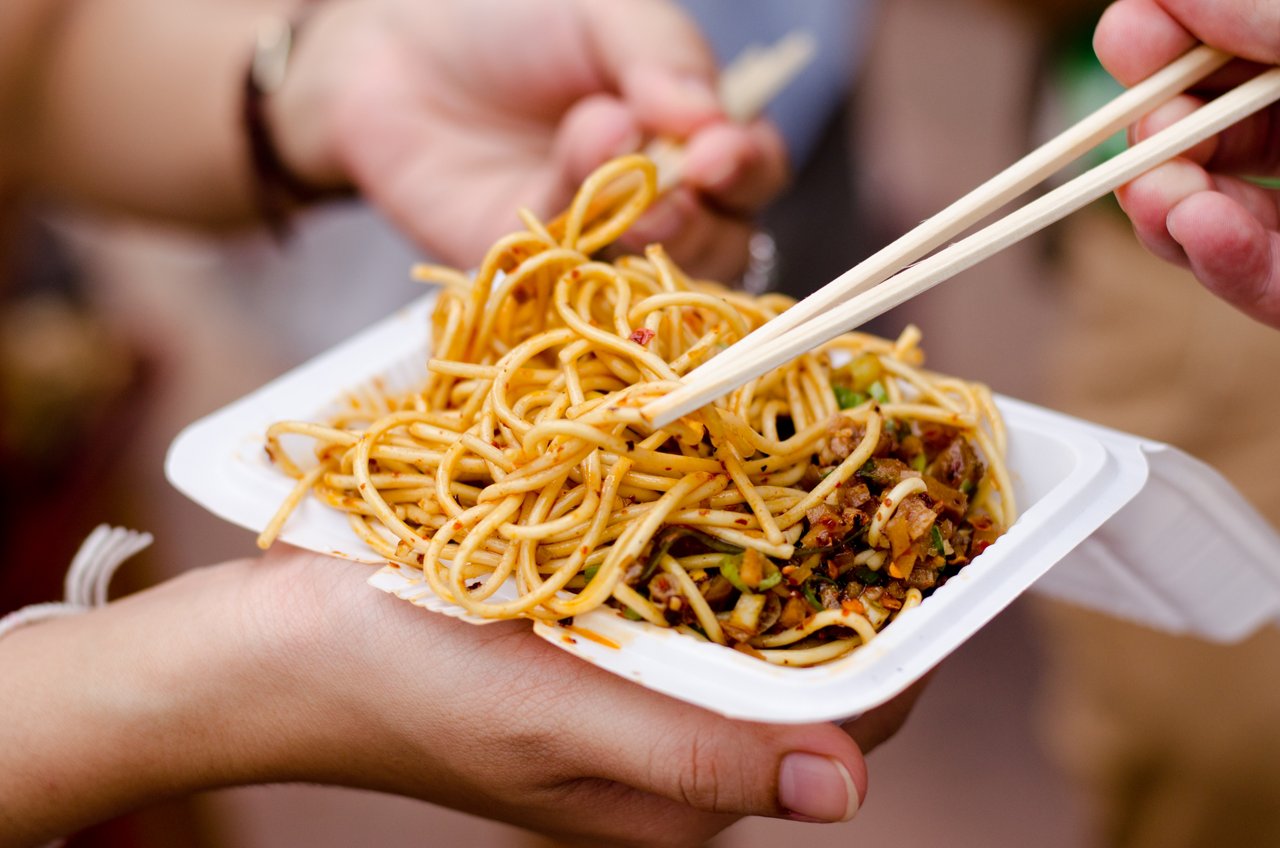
xmin=260 ymin=155 xmax=1013 ymax=666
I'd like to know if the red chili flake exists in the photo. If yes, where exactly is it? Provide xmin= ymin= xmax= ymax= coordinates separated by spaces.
xmin=629 ymin=328 xmax=656 ymax=346
xmin=734 ymin=518 xmax=749 ymax=526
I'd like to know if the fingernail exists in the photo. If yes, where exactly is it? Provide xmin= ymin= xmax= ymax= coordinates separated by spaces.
xmin=1145 ymin=160 xmax=1212 ymax=205
xmin=778 ymin=752 xmax=859 ymax=823
xmin=1165 ymin=209 xmax=1185 ymax=245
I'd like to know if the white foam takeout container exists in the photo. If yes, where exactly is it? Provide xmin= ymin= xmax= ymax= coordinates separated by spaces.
xmin=168 ymin=293 xmax=1280 ymax=723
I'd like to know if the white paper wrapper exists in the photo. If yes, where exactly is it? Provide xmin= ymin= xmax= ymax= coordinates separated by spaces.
xmin=167 ymin=293 xmax=1280 ymax=723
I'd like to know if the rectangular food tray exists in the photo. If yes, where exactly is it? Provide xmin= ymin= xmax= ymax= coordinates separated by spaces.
xmin=167 ymin=292 xmax=1280 ymax=723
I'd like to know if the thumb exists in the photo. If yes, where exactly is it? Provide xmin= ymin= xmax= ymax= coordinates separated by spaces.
xmin=574 ymin=698 xmax=866 ymax=823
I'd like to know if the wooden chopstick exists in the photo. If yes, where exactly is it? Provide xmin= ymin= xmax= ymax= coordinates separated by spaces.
xmin=645 ymin=53 xmax=1280 ymax=427
xmin=678 ymin=44 xmax=1229 ymax=387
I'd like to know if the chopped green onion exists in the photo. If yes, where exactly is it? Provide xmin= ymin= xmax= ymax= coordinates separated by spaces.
xmin=911 ymin=453 xmax=927 ymax=473
xmin=960 ymin=479 xmax=975 ymax=495
xmin=832 ymin=385 xmax=868 ymax=410
xmin=758 ymin=561 xmax=783 ymax=591
xmin=835 ymin=353 xmax=882 ymax=390
xmin=853 ymin=564 xmax=884 ymax=586
xmin=868 ymin=380 xmax=889 ymax=404
xmin=801 ymin=574 xmax=840 ymax=611
xmin=930 ymin=525 xmax=945 ymax=555
xmin=802 ymin=581 xmax=825 ymax=611
xmin=582 ymin=563 xmax=600 ymax=584
xmin=622 ymin=607 xmax=644 ymax=621
xmin=720 ymin=553 xmax=751 ymax=593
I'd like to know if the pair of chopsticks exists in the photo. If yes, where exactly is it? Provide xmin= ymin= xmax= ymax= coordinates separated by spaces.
xmin=644 ymin=44 xmax=1280 ymax=427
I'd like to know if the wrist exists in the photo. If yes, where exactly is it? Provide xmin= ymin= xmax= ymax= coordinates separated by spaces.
xmin=246 ymin=2 xmax=358 ymax=234
xmin=0 ymin=560 xmax=291 ymax=844
xmin=230 ymin=550 xmax=465 ymax=798
xmin=223 ymin=550 xmax=395 ymax=786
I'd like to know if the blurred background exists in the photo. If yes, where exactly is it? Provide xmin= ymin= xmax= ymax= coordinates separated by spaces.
xmin=5 ymin=0 xmax=1279 ymax=846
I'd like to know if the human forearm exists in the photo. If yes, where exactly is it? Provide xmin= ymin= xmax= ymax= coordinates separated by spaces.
xmin=0 ymin=546 xmax=886 ymax=845
xmin=0 ymin=560 xmax=286 ymax=846
xmin=17 ymin=0 xmax=296 ymax=227
xmin=6 ymin=0 xmax=790 ymax=279
xmin=0 ymin=0 xmax=63 ymax=195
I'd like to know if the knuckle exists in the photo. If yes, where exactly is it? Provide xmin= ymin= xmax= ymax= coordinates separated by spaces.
xmin=666 ymin=725 xmax=744 ymax=814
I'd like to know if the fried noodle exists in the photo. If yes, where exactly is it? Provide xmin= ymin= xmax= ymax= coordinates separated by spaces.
xmin=258 ymin=154 xmax=1014 ymax=667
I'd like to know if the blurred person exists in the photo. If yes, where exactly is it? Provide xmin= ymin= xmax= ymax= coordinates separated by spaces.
xmin=1032 ymin=3 xmax=1280 ymax=847
xmin=1005 ymin=2 xmax=1280 ymax=846
xmin=0 ymin=0 xmax=924 ymax=846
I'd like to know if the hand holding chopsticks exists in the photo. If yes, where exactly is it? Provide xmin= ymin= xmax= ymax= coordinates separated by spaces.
xmin=644 ymin=45 xmax=1280 ymax=427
